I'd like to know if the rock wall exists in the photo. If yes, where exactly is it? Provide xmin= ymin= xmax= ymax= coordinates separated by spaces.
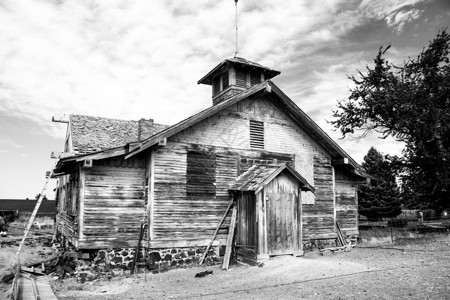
xmin=303 ymin=239 xmax=337 ymax=251
xmin=146 ymin=246 xmax=219 ymax=273
xmin=75 ymin=246 xmax=220 ymax=282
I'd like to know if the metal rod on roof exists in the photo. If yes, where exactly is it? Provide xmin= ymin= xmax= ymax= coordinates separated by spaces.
xmin=234 ymin=0 xmax=239 ymax=57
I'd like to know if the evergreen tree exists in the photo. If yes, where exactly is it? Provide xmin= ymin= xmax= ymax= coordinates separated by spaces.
xmin=358 ymin=147 xmax=402 ymax=221
xmin=331 ymin=30 xmax=450 ymax=212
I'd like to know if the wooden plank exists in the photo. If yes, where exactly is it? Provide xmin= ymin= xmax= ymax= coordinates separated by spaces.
xmin=288 ymin=192 xmax=294 ymax=252
xmin=262 ymin=190 xmax=268 ymax=255
xmin=16 ymin=271 xmax=58 ymax=300
xmin=297 ymin=187 xmax=303 ymax=254
xmin=275 ymin=193 xmax=281 ymax=254
xmin=257 ymin=191 xmax=264 ymax=255
xmin=332 ymin=166 xmax=336 ymax=236
xmin=20 ymin=266 xmax=44 ymax=275
xmin=30 ymin=275 xmax=39 ymax=300
xmin=336 ymin=221 xmax=345 ymax=246
xmin=235 ymin=246 xmax=257 ymax=266
xmin=222 ymin=206 xmax=238 ymax=270
xmin=235 ymin=246 xmax=256 ymax=258
xmin=199 ymin=197 xmax=234 ymax=265
xmin=130 ymin=223 xmax=145 ymax=274
xmin=148 ymin=149 xmax=155 ymax=241
xmin=281 ymin=193 xmax=287 ymax=252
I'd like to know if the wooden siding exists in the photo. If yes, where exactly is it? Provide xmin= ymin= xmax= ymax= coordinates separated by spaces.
xmin=302 ymin=155 xmax=336 ymax=240
xmin=148 ymin=142 xmax=295 ymax=248
xmin=56 ymin=171 xmax=80 ymax=247
xmin=335 ymin=168 xmax=360 ymax=236
xmin=57 ymin=212 xmax=78 ymax=247
xmin=169 ymin=95 xmax=342 ymax=241
xmin=79 ymin=155 xmax=146 ymax=249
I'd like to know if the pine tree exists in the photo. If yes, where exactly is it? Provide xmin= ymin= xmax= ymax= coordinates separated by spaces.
xmin=358 ymin=147 xmax=402 ymax=221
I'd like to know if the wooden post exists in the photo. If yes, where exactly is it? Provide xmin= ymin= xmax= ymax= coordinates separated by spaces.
xmin=256 ymin=191 xmax=264 ymax=256
xmin=222 ymin=206 xmax=238 ymax=270
xmin=336 ymin=222 xmax=345 ymax=246
xmin=79 ymin=169 xmax=85 ymax=241
xmin=263 ymin=190 xmax=268 ymax=255
xmin=298 ymin=188 xmax=303 ymax=254
xmin=148 ymin=150 xmax=155 ymax=241
xmin=131 ymin=223 xmax=145 ymax=275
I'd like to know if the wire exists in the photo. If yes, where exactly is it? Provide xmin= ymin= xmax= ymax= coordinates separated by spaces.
xmin=235 ymin=0 xmax=238 ymax=57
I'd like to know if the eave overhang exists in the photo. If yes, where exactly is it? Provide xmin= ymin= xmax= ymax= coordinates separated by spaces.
xmin=198 ymin=57 xmax=281 ymax=86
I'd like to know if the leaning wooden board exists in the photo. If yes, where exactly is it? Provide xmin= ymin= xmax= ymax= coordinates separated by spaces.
xmin=222 ymin=206 xmax=238 ymax=270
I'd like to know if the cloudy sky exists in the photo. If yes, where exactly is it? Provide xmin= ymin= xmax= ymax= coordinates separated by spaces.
xmin=0 ymin=0 xmax=449 ymax=199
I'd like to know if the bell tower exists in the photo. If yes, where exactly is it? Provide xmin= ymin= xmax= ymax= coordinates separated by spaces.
xmin=197 ymin=57 xmax=280 ymax=105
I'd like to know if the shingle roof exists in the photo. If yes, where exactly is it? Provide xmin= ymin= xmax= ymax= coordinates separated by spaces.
xmin=229 ymin=163 xmax=315 ymax=193
xmin=69 ymin=115 xmax=168 ymax=153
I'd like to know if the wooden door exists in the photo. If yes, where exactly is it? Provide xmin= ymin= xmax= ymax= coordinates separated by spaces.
xmin=236 ymin=193 xmax=256 ymax=247
xmin=267 ymin=191 xmax=296 ymax=255
xmin=235 ymin=193 xmax=257 ymax=265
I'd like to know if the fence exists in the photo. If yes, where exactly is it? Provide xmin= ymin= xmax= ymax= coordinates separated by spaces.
xmin=358 ymin=216 xmax=450 ymax=244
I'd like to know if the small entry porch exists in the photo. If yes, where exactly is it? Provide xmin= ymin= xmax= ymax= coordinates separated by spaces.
xmin=229 ymin=163 xmax=314 ymax=265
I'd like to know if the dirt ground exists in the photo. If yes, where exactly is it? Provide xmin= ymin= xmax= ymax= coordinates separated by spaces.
xmin=51 ymin=234 xmax=450 ymax=300
xmin=2 ymin=233 xmax=450 ymax=300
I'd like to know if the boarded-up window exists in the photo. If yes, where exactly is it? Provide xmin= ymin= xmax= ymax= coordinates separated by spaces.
xmin=235 ymin=67 xmax=247 ymax=88
xmin=187 ymin=150 xmax=216 ymax=197
xmin=250 ymin=120 xmax=264 ymax=149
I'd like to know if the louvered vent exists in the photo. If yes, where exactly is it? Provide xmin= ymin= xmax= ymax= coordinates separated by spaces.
xmin=235 ymin=67 xmax=247 ymax=88
xmin=250 ymin=120 xmax=264 ymax=149
xmin=212 ymin=76 xmax=220 ymax=95
xmin=250 ymin=71 xmax=261 ymax=86
xmin=222 ymin=71 xmax=229 ymax=89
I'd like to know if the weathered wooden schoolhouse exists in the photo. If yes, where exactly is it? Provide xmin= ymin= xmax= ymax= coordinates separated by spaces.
xmin=52 ymin=57 xmax=366 ymax=269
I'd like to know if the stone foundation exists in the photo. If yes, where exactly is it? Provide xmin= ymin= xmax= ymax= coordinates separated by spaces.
xmin=302 ymin=235 xmax=358 ymax=251
xmin=303 ymin=239 xmax=337 ymax=251
xmin=74 ymin=246 xmax=220 ymax=282
xmin=146 ymin=246 xmax=219 ymax=273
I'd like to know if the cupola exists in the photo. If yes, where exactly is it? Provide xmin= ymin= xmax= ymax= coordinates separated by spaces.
xmin=198 ymin=57 xmax=280 ymax=105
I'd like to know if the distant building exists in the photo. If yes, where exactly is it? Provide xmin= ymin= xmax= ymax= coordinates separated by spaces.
xmin=0 ymin=198 xmax=56 ymax=220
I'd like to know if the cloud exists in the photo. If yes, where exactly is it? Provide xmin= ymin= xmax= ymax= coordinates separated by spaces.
xmin=386 ymin=8 xmax=423 ymax=33
xmin=359 ymin=0 xmax=426 ymax=33
xmin=0 ymin=137 xmax=22 ymax=149
xmin=0 ymin=0 xmax=432 ymax=153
